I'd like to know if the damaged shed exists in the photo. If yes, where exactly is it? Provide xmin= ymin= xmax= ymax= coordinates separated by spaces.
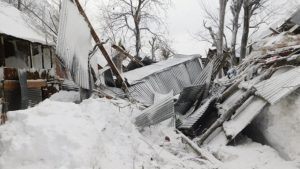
xmin=0 ymin=1 xmax=59 ymax=111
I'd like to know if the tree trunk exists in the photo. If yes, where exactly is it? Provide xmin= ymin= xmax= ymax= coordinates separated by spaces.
xmin=217 ymin=0 xmax=228 ymax=58
xmin=240 ymin=0 xmax=250 ymax=62
xmin=230 ymin=0 xmax=243 ymax=66
xmin=17 ymin=0 xmax=21 ymax=10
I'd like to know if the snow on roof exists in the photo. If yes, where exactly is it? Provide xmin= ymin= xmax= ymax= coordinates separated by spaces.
xmin=123 ymin=54 xmax=201 ymax=84
xmin=0 ymin=1 xmax=51 ymax=45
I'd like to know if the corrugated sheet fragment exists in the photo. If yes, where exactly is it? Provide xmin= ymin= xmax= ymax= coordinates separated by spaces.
xmin=27 ymin=89 xmax=42 ymax=107
xmin=56 ymin=0 xmax=91 ymax=89
xmin=291 ymin=9 xmax=300 ymax=25
xmin=223 ymin=96 xmax=267 ymax=139
xmin=179 ymin=97 xmax=216 ymax=130
xmin=61 ymin=79 xmax=79 ymax=91
xmin=254 ymin=67 xmax=300 ymax=104
xmin=202 ymin=127 xmax=228 ymax=147
xmin=135 ymin=92 xmax=174 ymax=128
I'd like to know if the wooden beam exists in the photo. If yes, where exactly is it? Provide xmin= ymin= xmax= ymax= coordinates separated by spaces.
xmin=73 ymin=0 xmax=128 ymax=91
xmin=112 ymin=44 xmax=144 ymax=66
xmin=41 ymin=45 xmax=45 ymax=69
xmin=29 ymin=42 xmax=33 ymax=68
xmin=0 ymin=35 xmax=6 ymax=66
xmin=1 ymin=80 xmax=47 ymax=90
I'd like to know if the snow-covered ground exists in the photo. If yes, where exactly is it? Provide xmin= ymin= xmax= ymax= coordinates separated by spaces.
xmin=0 ymin=91 xmax=298 ymax=169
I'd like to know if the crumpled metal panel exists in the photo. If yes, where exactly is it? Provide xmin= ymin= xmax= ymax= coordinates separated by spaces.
xmin=179 ymin=97 xmax=216 ymax=130
xmin=254 ymin=67 xmax=300 ymax=104
xmin=175 ymin=85 xmax=205 ymax=115
xmin=135 ymin=92 xmax=174 ymax=128
xmin=129 ymin=81 xmax=155 ymax=105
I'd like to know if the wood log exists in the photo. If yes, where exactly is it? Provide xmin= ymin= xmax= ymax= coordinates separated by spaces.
xmin=112 ymin=44 xmax=144 ymax=66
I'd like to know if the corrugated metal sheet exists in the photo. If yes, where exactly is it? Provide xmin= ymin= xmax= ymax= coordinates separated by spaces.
xmin=135 ymin=92 xmax=174 ymax=128
xmin=27 ymin=88 xmax=42 ymax=107
xmin=179 ymin=97 xmax=216 ymax=130
xmin=223 ymin=96 xmax=267 ymax=139
xmin=202 ymin=127 xmax=228 ymax=147
xmin=126 ymin=57 xmax=202 ymax=105
xmin=175 ymin=85 xmax=205 ymax=115
xmin=56 ymin=0 xmax=92 ymax=89
xmin=254 ymin=67 xmax=300 ymax=104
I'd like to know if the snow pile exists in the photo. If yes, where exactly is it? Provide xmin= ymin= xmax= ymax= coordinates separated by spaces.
xmin=49 ymin=91 xmax=80 ymax=103
xmin=207 ymin=138 xmax=299 ymax=169
xmin=0 ymin=98 xmax=205 ymax=169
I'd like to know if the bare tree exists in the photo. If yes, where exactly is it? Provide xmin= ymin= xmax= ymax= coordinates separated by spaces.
xmin=101 ymin=0 xmax=170 ymax=58
xmin=217 ymin=0 xmax=228 ymax=60
xmin=149 ymin=36 xmax=159 ymax=61
xmin=230 ymin=0 xmax=243 ymax=66
xmin=240 ymin=0 xmax=266 ymax=61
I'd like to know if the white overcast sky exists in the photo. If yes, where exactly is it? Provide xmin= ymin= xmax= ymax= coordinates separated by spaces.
xmin=86 ymin=0 xmax=300 ymax=57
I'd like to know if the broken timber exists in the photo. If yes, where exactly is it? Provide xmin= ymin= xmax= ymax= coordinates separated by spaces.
xmin=112 ymin=44 xmax=144 ymax=66
xmin=74 ymin=0 xmax=128 ymax=91
xmin=196 ymin=88 xmax=256 ymax=145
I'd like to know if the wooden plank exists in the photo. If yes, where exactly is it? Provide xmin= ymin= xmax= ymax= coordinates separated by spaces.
xmin=1 ymin=80 xmax=47 ymax=90
xmin=73 ymin=0 xmax=128 ymax=91
xmin=29 ymin=43 xmax=33 ymax=68
xmin=0 ymin=35 xmax=5 ymax=66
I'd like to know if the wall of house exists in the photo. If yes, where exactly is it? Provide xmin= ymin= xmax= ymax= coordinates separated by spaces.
xmin=251 ymin=90 xmax=300 ymax=161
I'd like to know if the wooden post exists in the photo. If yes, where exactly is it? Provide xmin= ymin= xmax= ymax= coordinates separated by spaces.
xmin=112 ymin=44 xmax=144 ymax=66
xmin=0 ymin=35 xmax=6 ymax=67
xmin=41 ymin=45 xmax=45 ymax=69
xmin=29 ymin=42 xmax=33 ymax=68
xmin=73 ymin=0 xmax=127 ymax=91
xmin=50 ymin=47 xmax=53 ymax=68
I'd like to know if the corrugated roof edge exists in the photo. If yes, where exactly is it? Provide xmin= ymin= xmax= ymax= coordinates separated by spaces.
xmin=124 ymin=54 xmax=202 ymax=84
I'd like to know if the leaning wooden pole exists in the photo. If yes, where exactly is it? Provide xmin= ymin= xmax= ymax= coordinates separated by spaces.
xmin=112 ymin=44 xmax=144 ymax=66
xmin=73 ymin=0 xmax=128 ymax=91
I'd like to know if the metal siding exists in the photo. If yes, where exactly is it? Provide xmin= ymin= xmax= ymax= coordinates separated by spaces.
xmin=220 ymin=90 xmax=246 ymax=112
xmin=127 ymin=59 xmax=202 ymax=105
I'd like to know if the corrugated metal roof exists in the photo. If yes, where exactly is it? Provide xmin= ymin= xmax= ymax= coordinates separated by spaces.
xmin=124 ymin=55 xmax=202 ymax=84
xmin=127 ymin=57 xmax=203 ymax=105
xmin=254 ymin=67 xmax=300 ymax=104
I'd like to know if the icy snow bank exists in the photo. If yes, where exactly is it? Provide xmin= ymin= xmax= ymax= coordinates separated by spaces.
xmin=49 ymin=91 xmax=80 ymax=102
xmin=0 ymin=98 xmax=205 ymax=169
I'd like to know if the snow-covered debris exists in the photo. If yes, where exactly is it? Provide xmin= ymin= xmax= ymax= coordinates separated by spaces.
xmin=0 ymin=98 xmax=207 ymax=169
xmin=0 ymin=1 xmax=52 ymax=45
